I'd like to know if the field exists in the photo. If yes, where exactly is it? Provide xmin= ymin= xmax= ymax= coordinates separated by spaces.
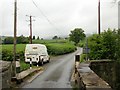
xmin=2 ymin=39 xmax=77 ymax=71
xmin=2 ymin=44 xmax=26 ymax=52
xmin=2 ymin=39 xmax=76 ymax=61
xmin=32 ymin=39 xmax=69 ymax=44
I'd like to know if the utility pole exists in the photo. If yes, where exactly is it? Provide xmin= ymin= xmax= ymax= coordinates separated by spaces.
xmin=98 ymin=0 xmax=101 ymax=35
xmin=30 ymin=16 xmax=32 ymax=44
xmin=13 ymin=0 xmax=17 ymax=77
xmin=118 ymin=1 xmax=120 ymax=29
xmin=86 ymin=38 xmax=88 ymax=61
xmin=26 ymin=15 xmax=35 ymax=44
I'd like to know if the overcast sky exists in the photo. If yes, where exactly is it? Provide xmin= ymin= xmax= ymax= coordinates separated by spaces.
xmin=0 ymin=0 xmax=118 ymax=39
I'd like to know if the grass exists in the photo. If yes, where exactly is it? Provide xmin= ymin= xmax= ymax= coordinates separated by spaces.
xmin=20 ymin=61 xmax=42 ymax=72
xmin=32 ymin=39 xmax=69 ymax=44
xmin=2 ymin=44 xmax=26 ymax=52
xmin=2 ymin=39 xmax=76 ymax=55
xmin=20 ymin=61 xmax=30 ymax=71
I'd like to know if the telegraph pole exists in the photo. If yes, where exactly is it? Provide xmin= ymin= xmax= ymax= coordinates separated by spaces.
xmin=30 ymin=16 xmax=32 ymax=44
xmin=26 ymin=15 xmax=35 ymax=44
xmin=13 ymin=0 xmax=17 ymax=77
xmin=98 ymin=0 xmax=101 ymax=35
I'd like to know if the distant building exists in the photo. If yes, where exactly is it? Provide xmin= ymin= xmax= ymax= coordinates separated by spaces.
xmin=118 ymin=1 xmax=120 ymax=29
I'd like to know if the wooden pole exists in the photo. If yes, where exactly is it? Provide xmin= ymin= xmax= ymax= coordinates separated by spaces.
xmin=30 ymin=16 xmax=32 ymax=44
xmin=13 ymin=0 xmax=17 ymax=77
xmin=98 ymin=0 xmax=101 ymax=35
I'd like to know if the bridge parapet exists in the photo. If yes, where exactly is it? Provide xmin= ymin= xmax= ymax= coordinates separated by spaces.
xmin=72 ymin=55 xmax=112 ymax=90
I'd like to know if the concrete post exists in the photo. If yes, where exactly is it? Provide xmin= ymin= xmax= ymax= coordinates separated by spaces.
xmin=16 ymin=60 xmax=20 ymax=73
xmin=30 ymin=58 xmax=32 ymax=69
xmin=37 ymin=60 xmax=39 ymax=67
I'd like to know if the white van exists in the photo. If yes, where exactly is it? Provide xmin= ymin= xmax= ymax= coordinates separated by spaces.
xmin=25 ymin=44 xmax=50 ymax=65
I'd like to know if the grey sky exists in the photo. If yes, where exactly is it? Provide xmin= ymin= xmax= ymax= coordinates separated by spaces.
xmin=0 ymin=0 xmax=118 ymax=39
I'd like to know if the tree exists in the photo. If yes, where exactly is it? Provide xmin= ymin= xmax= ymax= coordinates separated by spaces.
xmin=65 ymin=37 xmax=68 ymax=40
xmin=41 ymin=38 xmax=44 ymax=40
xmin=52 ymin=36 xmax=58 ymax=39
xmin=69 ymin=28 xmax=86 ymax=45
xmin=101 ymin=29 xmax=117 ymax=59
xmin=87 ymin=28 xmax=118 ymax=60
xmin=37 ymin=36 xmax=40 ymax=40
xmin=17 ymin=35 xmax=29 ymax=44
xmin=33 ymin=36 xmax=35 ymax=40
xmin=3 ymin=37 xmax=14 ymax=44
xmin=115 ymin=29 xmax=120 ymax=61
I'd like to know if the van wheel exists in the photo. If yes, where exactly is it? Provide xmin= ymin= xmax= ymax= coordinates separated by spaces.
xmin=38 ymin=60 xmax=43 ymax=66
xmin=40 ymin=59 xmax=44 ymax=66
xmin=48 ymin=57 xmax=50 ymax=63
xmin=47 ymin=59 xmax=50 ymax=63
xmin=41 ymin=61 xmax=43 ymax=65
xmin=47 ymin=60 xmax=49 ymax=63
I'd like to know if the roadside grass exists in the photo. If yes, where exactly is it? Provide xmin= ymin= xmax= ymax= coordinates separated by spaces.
xmin=20 ymin=61 xmax=30 ymax=72
xmin=20 ymin=61 xmax=43 ymax=72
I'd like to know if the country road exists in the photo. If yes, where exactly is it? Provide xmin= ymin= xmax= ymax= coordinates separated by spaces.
xmin=21 ymin=48 xmax=82 ymax=88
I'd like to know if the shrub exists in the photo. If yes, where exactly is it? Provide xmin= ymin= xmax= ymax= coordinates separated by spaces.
xmin=80 ymin=54 xmax=86 ymax=62
xmin=2 ymin=50 xmax=13 ymax=61
xmin=87 ymin=29 xmax=118 ymax=60
xmin=46 ymin=43 xmax=76 ymax=55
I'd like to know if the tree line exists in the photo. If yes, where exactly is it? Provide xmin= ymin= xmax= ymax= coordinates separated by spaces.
xmin=2 ymin=28 xmax=86 ymax=45
xmin=2 ymin=35 xmax=41 ymax=44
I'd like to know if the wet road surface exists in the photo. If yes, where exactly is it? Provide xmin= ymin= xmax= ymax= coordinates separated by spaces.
xmin=22 ymin=48 xmax=82 ymax=88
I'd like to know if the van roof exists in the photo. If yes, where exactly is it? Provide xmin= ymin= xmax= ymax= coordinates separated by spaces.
xmin=25 ymin=44 xmax=47 ymax=54
xmin=26 ymin=44 xmax=46 ymax=46
xmin=25 ymin=44 xmax=46 ymax=49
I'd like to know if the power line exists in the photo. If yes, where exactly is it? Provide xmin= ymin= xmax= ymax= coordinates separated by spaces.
xmin=31 ymin=0 xmax=62 ymax=33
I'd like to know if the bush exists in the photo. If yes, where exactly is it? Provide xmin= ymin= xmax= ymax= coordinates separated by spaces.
xmin=17 ymin=51 xmax=24 ymax=61
xmin=46 ymin=43 xmax=76 ymax=55
xmin=2 ymin=50 xmax=24 ymax=61
xmin=80 ymin=54 xmax=86 ymax=62
xmin=2 ymin=50 xmax=13 ymax=61
xmin=87 ymin=29 xmax=119 ymax=60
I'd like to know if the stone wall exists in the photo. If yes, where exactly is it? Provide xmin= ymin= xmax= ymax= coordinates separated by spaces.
xmin=0 ymin=61 xmax=12 ymax=89
xmin=90 ymin=60 xmax=120 ymax=90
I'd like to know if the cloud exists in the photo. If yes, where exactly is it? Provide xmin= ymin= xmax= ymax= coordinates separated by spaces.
xmin=0 ymin=0 xmax=118 ymax=38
